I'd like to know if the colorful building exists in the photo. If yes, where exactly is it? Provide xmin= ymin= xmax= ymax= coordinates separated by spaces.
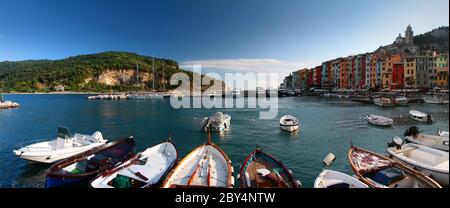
xmin=332 ymin=59 xmax=341 ymax=88
xmin=404 ymin=57 xmax=416 ymax=88
xmin=339 ymin=59 xmax=348 ymax=89
xmin=392 ymin=62 xmax=405 ymax=89
xmin=434 ymin=53 xmax=449 ymax=88
xmin=416 ymin=51 xmax=435 ymax=89
xmin=315 ymin=66 xmax=322 ymax=87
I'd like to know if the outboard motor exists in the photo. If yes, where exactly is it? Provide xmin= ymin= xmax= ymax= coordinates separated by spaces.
xmin=426 ymin=114 xmax=433 ymax=124
xmin=388 ymin=137 xmax=404 ymax=150
xmin=404 ymin=126 xmax=419 ymax=137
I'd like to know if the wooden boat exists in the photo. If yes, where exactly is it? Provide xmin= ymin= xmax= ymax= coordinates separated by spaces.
xmin=314 ymin=153 xmax=368 ymax=188
xmin=348 ymin=145 xmax=441 ymax=188
xmin=373 ymin=97 xmax=396 ymax=107
xmin=13 ymin=127 xmax=107 ymax=164
xmin=238 ymin=147 xmax=302 ymax=188
xmin=386 ymin=138 xmax=449 ymax=187
xmin=45 ymin=137 xmax=135 ymax=188
xmin=0 ymin=100 xmax=20 ymax=109
xmin=404 ymin=126 xmax=449 ymax=152
xmin=279 ymin=115 xmax=300 ymax=132
xmin=409 ymin=110 xmax=433 ymax=123
xmin=366 ymin=114 xmax=394 ymax=127
xmin=90 ymin=139 xmax=178 ymax=188
xmin=161 ymin=132 xmax=234 ymax=188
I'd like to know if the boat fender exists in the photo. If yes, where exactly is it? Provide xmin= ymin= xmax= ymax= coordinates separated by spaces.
xmin=295 ymin=180 xmax=302 ymax=188
xmin=288 ymin=170 xmax=294 ymax=175
xmin=230 ymin=176 xmax=235 ymax=187
xmin=230 ymin=166 xmax=234 ymax=174
xmin=236 ymin=174 xmax=240 ymax=180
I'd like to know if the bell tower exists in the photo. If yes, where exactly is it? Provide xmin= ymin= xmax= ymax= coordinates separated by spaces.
xmin=405 ymin=24 xmax=414 ymax=45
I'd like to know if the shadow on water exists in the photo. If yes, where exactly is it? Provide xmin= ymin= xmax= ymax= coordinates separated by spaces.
xmin=11 ymin=162 xmax=50 ymax=188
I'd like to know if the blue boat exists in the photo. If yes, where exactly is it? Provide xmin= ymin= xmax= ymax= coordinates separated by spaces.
xmin=45 ymin=137 xmax=135 ymax=188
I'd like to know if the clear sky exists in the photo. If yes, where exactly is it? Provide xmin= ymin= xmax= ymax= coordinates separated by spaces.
xmin=0 ymin=0 xmax=449 ymax=86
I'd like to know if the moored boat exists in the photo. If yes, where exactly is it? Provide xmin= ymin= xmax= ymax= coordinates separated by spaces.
xmin=404 ymin=126 xmax=449 ymax=152
xmin=348 ymin=145 xmax=441 ymax=188
xmin=409 ymin=110 xmax=433 ymax=123
xmin=90 ymin=139 xmax=178 ymax=188
xmin=161 ymin=132 xmax=234 ymax=188
xmin=437 ymin=129 xmax=449 ymax=138
xmin=200 ymin=112 xmax=231 ymax=132
xmin=395 ymin=96 xmax=409 ymax=106
xmin=13 ymin=127 xmax=107 ymax=164
xmin=238 ymin=147 xmax=302 ymax=188
xmin=45 ymin=137 xmax=135 ymax=188
xmin=386 ymin=138 xmax=449 ymax=187
xmin=314 ymin=153 xmax=368 ymax=188
xmin=0 ymin=93 xmax=20 ymax=109
xmin=366 ymin=114 xmax=394 ymax=127
xmin=279 ymin=115 xmax=300 ymax=132
xmin=373 ymin=97 xmax=396 ymax=107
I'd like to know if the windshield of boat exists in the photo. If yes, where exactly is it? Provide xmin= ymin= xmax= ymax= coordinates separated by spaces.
xmin=57 ymin=127 xmax=70 ymax=140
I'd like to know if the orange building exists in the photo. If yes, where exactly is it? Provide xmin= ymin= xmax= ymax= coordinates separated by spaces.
xmin=370 ymin=54 xmax=378 ymax=88
xmin=339 ymin=59 xmax=348 ymax=88
xmin=382 ymin=55 xmax=402 ymax=89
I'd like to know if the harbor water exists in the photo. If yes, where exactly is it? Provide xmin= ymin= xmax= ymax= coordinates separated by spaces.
xmin=0 ymin=94 xmax=448 ymax=188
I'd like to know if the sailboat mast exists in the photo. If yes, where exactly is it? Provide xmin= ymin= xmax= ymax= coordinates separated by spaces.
xmin=152 ymin=57 xmax=155 ymax=91
xmin=163 ymin=61 xmax=165 ymax=92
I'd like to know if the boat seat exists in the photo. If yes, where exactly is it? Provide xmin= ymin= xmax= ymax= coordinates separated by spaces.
xmin=434 ymin=161 xmax=449 ymax=169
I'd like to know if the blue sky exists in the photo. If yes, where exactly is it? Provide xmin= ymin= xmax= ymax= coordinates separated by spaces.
xmin=0 ymin=0 xmax=449 ymax=86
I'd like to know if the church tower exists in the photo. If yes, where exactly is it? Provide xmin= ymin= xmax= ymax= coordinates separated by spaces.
xmin=405 ymin=24 xmax=414 ymax=45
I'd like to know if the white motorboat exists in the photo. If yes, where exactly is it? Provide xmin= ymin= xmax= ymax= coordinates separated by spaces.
xmin=314 ymin=153 xmax=368 ymax=188
xmin=200 ymin=112 xmax=231 ymax=132
xmin=13 ymin=127 xmax=107 ymax=164
xmin=395 ymin=96 xmax=409 ymax=106
xmin=409 ymin=110 xmax=433 ymax=123
xmin=231 ymin=89 xmax=241 ymax=98
xmin=90 ymin=140 xmax=178 ymax=188
xmin=404 ymin=126 xmax=449 ymax=152
xmin=279 ymin=115 xmax=300 ymax=132
xmin=373 ymin=97 xmax=396 ymax=107
xmin=161 ymin=133 xmax=234 ymax=188
xmin=0 ymin=93 xmax=20 ymax=109
xmin=423 ymin=90 xmax=449 ymax=104
xmin=437 ymin=129 xmax=449 ymax=138
xmin=366 ymin=114 xmax=394 ymax=127
xmin=387 ymin=138 xmax=449 ymax=187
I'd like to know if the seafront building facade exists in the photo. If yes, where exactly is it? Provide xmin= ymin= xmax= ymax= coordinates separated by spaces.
xmin=282 ymin=25 xmax=449 ymax=91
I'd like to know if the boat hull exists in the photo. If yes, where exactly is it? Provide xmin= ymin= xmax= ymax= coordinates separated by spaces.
xmin=406 ymin=135 xmax=449 ymax=152
xmin=280 ymin=125 xmax=299 ymax=132
xmin=314 ymin=170 xmax=368 ymax=188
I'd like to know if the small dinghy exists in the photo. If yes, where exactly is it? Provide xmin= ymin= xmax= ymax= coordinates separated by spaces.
xmin=366 ymin=114 xmax=394 ymax=127
xmin=395 ymin=96 xmax=409 ymax=106
xmin=387 ymin=137 xmax=449 ymax=187
xmin=409 ymin=110 xmax=433 ymax=123
xmin=279 ymin=115 xmax=300 ymax=132
xmin=13 ymin=127 xmax=107 ymax=164
xmin=314 ymin=153 xmax=368 ymax=188
xmin=91 ymin=139 xmax=178 ymax=188
xmin=200 ymin=112 xmax=231 ymax=132
xmin=404 ymin=126 xmax=449 ymax=152
xmin=348 ymin=145 xmax=441 ymax=188
xmin=238 ymin=146 xmax=302 ymax=188
xmin=437 ymin=129 xmax=449 ymax=138
xmin=161 ymin=132 xmax=234 ymax=188
xmin=45 ymin=137 xmax=135 ymax=188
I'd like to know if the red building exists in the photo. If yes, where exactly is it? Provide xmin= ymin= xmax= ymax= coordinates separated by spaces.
xmin=307 ymin=69 xmax=314 ymax=89
xmin=392 ymin=62 xmax=405 ymax=90
xmin=315 ymin=66 xmax=322 ymax=87
xmin=360 ymin=55 xmax=366 ymax=88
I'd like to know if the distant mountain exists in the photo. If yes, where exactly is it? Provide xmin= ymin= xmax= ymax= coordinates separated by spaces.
xmin=0 ymin=52 xmax=217 ymax=92
xmin=414 ymin=26 xmax=449 ymax=52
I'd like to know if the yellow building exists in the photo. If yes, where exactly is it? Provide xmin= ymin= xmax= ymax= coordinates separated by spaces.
xmin=370 ymin=54 xmax=378 ymax=88
xmin=404 ymin=57 xmax=416 ymax=88
xmin=434 ymin=53 xmax=449 ymax=88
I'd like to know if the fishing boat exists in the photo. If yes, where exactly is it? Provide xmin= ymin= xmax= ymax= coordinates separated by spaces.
xmin=437 ymin=129 xmax=449 ymax=138
xmin=200 ymin=112 xmax=231 ymax=132
xmin=90 ymin=139 xmax=178 ymax=188
xmin=45 ymin=137 xmax=135 ymax=188
xmin=278 ymin=87 xmax=287 ymax=97
xmin=409 ymin=110 xmax=433 ymax=123
xmin=386 ymin=137 xmax=449 ymax=187
xmin=373 ymin=97 xmax=396 ymax=107
xmin=13 ymin=127 xmax=107 ymax=164
xmin=314 ymin=153 xmax=368 ymax=188
xmin=256 ymin=87 xmax=266 ymax=97
xmin=238 ymin=147 xmax=301 ymax=188
xmin=161 ymin=132 xmax=234 ymax=188
xmin=286 ymin=88 xmax=296 ymax=97
xmin=279 ymin=115 xmax=300 ymax=132
xmin=348 ymin=145 xmax=441 ymax=188
xmin=365 ymin=114 xmax=394 ymax=127
xmin=231 ymin=89 xmax=241 ymax=98
xmin=395 ymin=96 xmax=409 ymax=106
xmin=404 ymin=126 xmax=449 ymax=152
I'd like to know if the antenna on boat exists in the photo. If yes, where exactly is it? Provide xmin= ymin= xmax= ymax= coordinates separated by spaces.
xmin=207 ymin=128 xmax=212 ymax=144
xmin=350 ymin=140 xmax=354 ymax=148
